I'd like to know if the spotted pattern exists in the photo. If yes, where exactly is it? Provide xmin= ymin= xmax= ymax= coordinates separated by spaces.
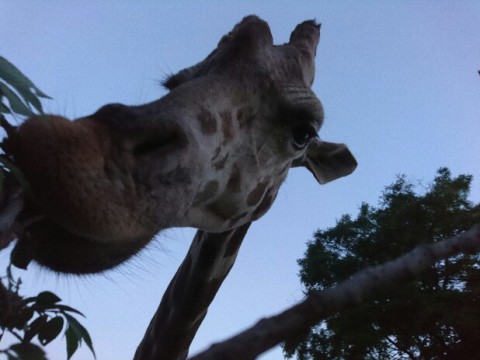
xmin=211 ymin=147 xmax=222 ymax=161
xmin=236 ymin=107 xmax=255 ymax=128
xmin=228 ymin=211 xmax=250 ymax=227
xmin=226 ymin=165 xmax=242 ymax=193
xmin=220 ymin=110 xmax=234 ymax=143
xmin=252 ymin=189 xmax=276 ymax=219
xmin=197 ymin=108 xmax=217 ymax=134
xmin=213 ymin=154 xmax=229 ymax=170
xmin=194 ymin=181 xmax=219 ymax=204
xmin=206 ymin=199 xmax=240 ymax=221
xmin=246 ymin=181 xmax=269 ymax=206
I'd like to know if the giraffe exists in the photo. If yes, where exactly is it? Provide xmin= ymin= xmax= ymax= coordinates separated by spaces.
xmin=132 ymin=17 xmax=352 ymax=360
xmin=3 ymin=16 xmax=356 ymax=277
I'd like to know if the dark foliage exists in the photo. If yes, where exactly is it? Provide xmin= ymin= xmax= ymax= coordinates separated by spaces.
xmin=285 ymin=168 xmax=480 ymax=360
xmin=0 ymin=57 xmax=95 ymax=360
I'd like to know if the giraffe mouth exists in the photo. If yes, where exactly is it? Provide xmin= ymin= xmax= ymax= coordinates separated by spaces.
xmin=11 ymin=216 xmax=151 ymax=274
xmin=131 ymin=125 xmax=188 ymax=159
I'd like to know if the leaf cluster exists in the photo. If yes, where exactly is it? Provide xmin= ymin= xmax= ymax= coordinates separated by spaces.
xmin=0 ymin=267 xmax=95 ymax=360
xmin=0 ymin=57 xmax=95 ymax=360
xmin=0 ymin=57 xmax=50 ymax=118
xmin=285 ymin=168 xmax=480 ymax=360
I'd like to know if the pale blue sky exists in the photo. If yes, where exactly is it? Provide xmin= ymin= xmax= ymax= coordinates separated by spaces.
xmin=1 ymin=2 xmax=479 ymax=359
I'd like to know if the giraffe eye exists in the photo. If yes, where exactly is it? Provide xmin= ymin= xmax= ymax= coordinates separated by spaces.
xmin=291 ymin=124 xmax=317 ymax=150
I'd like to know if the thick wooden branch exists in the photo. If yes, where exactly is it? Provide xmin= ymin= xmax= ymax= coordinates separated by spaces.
xmin=188 ymin=225 xmax=480 ymax=360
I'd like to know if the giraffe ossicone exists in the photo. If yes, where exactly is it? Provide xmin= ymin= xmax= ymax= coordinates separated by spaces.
xmin=5 ymin=16 xmax=356 ymax=274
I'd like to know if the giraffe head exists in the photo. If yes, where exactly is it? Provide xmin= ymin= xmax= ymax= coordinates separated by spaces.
xmin=7 ymin=16 xmax=356 ymax=274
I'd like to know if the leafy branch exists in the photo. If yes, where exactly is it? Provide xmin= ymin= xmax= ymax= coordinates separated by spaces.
xmin=0 ymin=57 xmax=95 ymax=360
xmin=0 ymin=57 xmax=50 ymax=117
xmin=0 ymin=270 xmax=95 ymax=360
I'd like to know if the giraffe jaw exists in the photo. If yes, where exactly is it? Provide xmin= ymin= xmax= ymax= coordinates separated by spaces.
xmin=11 ymin=216 xmax=156 ymax=274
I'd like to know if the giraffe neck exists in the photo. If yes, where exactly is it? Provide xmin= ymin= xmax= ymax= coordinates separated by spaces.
xmin=133 ymin=223 xmax=251 ymax=360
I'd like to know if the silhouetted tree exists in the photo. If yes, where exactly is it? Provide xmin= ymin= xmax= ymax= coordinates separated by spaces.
xmin=285 ymin=168 xmax=480 ymax=360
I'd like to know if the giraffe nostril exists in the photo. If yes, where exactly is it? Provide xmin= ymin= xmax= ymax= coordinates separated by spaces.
xmin=133 ymin=138 xmax=174 ymax=156
xmin=133 ymin=126 xmax=189 ymax=157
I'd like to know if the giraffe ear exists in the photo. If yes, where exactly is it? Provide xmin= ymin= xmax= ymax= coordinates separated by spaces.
xmin=303 ymin=138 xmax=357 ymax=184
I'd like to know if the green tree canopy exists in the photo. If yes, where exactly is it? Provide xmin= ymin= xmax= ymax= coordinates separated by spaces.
xmin=285 ymin=168 xmax=480 ymax=360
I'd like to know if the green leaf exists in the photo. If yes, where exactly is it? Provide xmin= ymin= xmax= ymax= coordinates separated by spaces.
xmin=12 ymin=307 xmax=34 ymax=330
xmin=0 ymin=82 xmax=34 ymax=116
xmin=0 ymin=101 xmax=11 ymax=114
xmin=0 ymin=56 xmax=51 ymax=114
xmin=65 ymin=314 xmax=96 ymax=359
xmin=53 ymin=304 xmax=85 ymax=317
xmin=0 ymin=57 xmax=50 ymax=99
xmin=38 ymin=316 xmax=64 ymax=345
xmin=35 ymin=291 xmax=62 ymax=305
xmin=9 ymin=343 xmax=46 ymax=360
xmin=24 ymin=315 xmax=48 ymax=343
xmin=65 ymin=326 xmax=80 ymax=360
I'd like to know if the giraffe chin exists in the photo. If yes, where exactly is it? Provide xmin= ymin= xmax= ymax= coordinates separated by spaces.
xmin=11 ymin=218 xmax=151 ymax=274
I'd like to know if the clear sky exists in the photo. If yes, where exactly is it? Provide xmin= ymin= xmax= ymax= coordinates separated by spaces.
xmin=1 ymin=1 xmax=479 ymax=359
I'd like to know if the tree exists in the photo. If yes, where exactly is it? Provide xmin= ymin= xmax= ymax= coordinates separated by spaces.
xmin=284 ymin=168 xmax=480 ymax=360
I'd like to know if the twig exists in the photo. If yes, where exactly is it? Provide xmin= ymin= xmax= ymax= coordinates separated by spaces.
xmin=189 ymin=225 xmax=480 ymax=360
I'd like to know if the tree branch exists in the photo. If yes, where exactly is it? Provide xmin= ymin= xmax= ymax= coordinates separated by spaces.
xmin=189 ymin=225 xmax=480 ymax=360
xmin=384 ymin=335 xmax=417 ymax=360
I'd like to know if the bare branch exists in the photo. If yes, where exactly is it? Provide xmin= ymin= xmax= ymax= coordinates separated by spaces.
xmin=189 ymin=225 xmax=480 ymax=360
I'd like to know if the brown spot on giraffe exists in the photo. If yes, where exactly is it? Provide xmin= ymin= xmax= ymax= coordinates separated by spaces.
xmin=197 ymin=278 xmax=223 ymax=307
xmin=246 ymin=181 xmax=269 ymax=207
xmin=223 ymin=228 xmax=246 ymax=258
xmin=228 ymin=211 xmax=250 ymax=227
xmin=206 ymin=198 xmax=240 ymax=221
xmin=197 ymin=108 xmax=217 ymax=134
xmin=172 ymin=255 xmax=193 ymax=304
xmin=226 ymin=164 xmax=242 ymax=193
xmin=252 ymin=189 xmax=277 ymax=219
xmin=220 ymin=110 xmax=234 ymax=143
xmin=210 ymin=146 xmax=221 ymax=161
xmin=213 ymin=154 xmax=229 ymax=170
xmin=236 ymin=107 xmax=255 ymax=128
xmin=193 ymin=181 xmax=219 ymax=205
